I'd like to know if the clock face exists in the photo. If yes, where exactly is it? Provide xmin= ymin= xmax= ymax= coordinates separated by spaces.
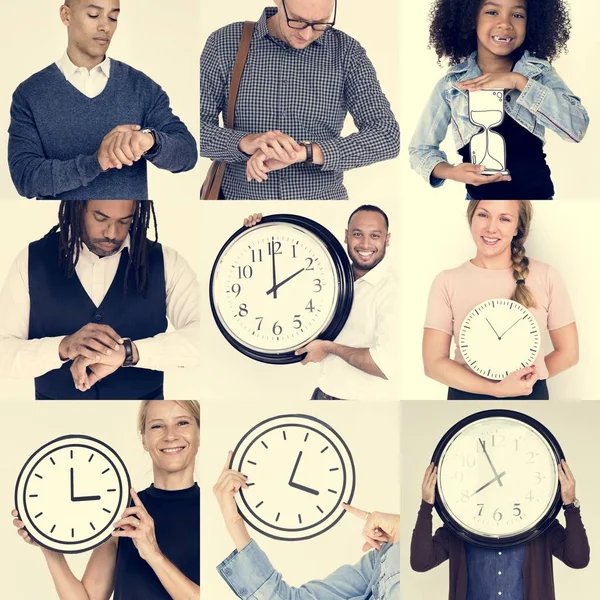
xmin=210 ymin=215 xmax=354 ymax=364
xmin=231 ymin=414 xmax=356 ymax=541
xmin=460 ymin=298 xmax=541 ymax=380
xmin=433 ymin=410 xmax=563 ymax=548
xmin=15 ymin=435 xmax=131 ymax=554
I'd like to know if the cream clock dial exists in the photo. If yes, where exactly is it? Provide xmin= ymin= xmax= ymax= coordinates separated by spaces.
xmin=15 ymin=435 xmax=130 ymax=553
xmin=230 ymin=414 xmax=356 ymax=541
xmin=460 ymin=298 xmax=541 ymax=380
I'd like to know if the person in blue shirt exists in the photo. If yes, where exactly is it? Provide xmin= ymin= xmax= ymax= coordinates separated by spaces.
xmin=213 ymin=451 xmax=399 ymax=599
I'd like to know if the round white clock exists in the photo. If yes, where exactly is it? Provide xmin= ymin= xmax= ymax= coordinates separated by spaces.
xmin=15 ymin=435 xmax=131 ymax=553
xmin=459 ymin=298 xmax=541 ymax=380
xmin=230 ymin=414 xmax=356 ymax=541
xmin=210 ymin=215 xmax=354 ymax=364
xmin=432 ymin=410 xmax=563 ymax=548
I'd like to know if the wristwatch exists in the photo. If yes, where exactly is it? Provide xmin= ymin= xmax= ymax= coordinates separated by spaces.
xmin=563 ymin=498 xmax=581 ymax=509
xmin=300 ymin=140 xmax=313 ymax=164
xmin=141 ymin=127 xmax=160 ymax=155
xmin=122 ymin=338 xmax=134 ymax=367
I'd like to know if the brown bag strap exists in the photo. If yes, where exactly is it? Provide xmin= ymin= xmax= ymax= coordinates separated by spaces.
xmin=226 ymin=21 xmax=255 ymax=129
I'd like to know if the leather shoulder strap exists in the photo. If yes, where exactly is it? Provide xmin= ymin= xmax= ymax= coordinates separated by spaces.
xmin=226 ymin=21 xmax=255 ymax=129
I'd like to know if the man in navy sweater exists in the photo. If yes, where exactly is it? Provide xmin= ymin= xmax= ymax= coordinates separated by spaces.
xmin=8 ymin=0 xmax=197 ymax=200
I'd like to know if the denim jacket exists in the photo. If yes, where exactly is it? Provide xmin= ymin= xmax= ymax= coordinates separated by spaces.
xmin=218 ymin=539 xmax=399 ymax=599
xmin=409 ymin=50 xmax=589 ymax=187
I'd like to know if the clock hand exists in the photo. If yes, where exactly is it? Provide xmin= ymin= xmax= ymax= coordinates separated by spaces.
xmin=498 ymin=317 xmax=523 ymax=340
xmin=266 ymin=268 xmax=305 ymax=296
xmin=470 ymin=471 xmax=507 ymax=497
xmin=72 ymin=494 xmax=102 ymax=502
xmin=485 ymin=318 xmax=501 ymax=340
xmin=478 ymin=438 xmax=504 ymax=487
xmin=289 ymin=481 xmax=320 ymax=496
xmin=70 ymin=467 xmax=75 ymax=502
xmin=270 ymin=236 xmax=278 ymax=300
xmin=71 ymin=467 xmax=102 ymax=502
xmin=288 ymin=451 xmax=303 ymax=485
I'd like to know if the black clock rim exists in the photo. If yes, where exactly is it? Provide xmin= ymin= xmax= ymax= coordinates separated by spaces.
xmin=14 ymin=434 xmax=132 ymax=554
xmin=430 ymin=409 xmax=565 ymax=549
xmin=209 ymin=214 xmax=354 ymax=365
xmin=229 ymin=414 xmax=356 ymax=541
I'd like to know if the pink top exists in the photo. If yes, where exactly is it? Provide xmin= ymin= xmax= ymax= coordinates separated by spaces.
xmin=424 ymin=259 xmax=575 ymax=380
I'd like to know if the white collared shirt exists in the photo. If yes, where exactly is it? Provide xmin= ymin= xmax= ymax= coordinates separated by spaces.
xmin=0 ymin=235 xmax=200 ymax=378
xmin=56 ymin=51 xmax=111 ymax=98
xmin=317 ymin=258 xmax=398 ymax=401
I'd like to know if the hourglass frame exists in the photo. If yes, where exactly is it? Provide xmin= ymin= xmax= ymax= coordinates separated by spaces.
xmin=468 ymin=89 xmax=510 ymax=176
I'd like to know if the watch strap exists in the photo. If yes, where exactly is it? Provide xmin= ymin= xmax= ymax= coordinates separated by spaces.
xmin=302 ymin=141 xmax=313 ymax=164
xmin=141 ymin=128 xmax=159 ymax=155
xmin=122 ymin=338 xmax=134 ymax=367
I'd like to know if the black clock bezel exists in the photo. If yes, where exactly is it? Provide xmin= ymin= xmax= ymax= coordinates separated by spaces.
xmin=209 ymin=214 xmax=354 ymax=365
xmin=14 ymin=434 xmax=131 ymax=555
xmin=431 ymin=409 xmax=565 ymax=549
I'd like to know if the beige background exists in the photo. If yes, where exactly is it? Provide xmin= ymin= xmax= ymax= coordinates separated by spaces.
xmin=401 ymin=401 xmax=599 ymax=599
xmin=0 ymin=400 xmax=200 ymax=599
xmin=0 ymin=0 xmax=199 ymax=202
xmin=199 ymin=0 xmax=401 ymax=200
xmin=197 ymin=199 xmax=401 ymax=401
xmin=0 ymin=200 xmax=202 ymax=401
xmin=200 ymin=400 xmax=400 ymax=597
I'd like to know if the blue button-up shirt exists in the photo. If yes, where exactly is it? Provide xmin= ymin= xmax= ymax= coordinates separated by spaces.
xmin=465 ymin=543 xmax=525 ymax=600
xmin=200 ymin=8 xmax=399 ymax=199
xmin=218 ymin=539 xmax=399 ymax=599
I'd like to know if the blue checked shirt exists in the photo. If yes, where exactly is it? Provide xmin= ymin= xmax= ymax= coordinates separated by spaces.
xmin=200 ymin=7 xmax=399 ymax=200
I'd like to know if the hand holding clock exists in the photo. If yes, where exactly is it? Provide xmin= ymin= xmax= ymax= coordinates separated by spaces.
xmin=11 ymin=509 xmax=39 ymax=548
xmin=422 ymin=463 xmax=438 ymax=505
xmin=558 ymin=460 xmax=577 ymax=505
xmin=493 ymin=365 xmax=538 ymax=398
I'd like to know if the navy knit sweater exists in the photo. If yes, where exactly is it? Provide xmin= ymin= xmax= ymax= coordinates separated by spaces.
xmin=8 ymin=60 xmax=197 ymax=200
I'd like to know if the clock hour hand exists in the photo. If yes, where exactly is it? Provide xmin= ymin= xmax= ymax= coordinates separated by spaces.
xmin=288 ymin=451 xmax=320 ymax=496
xmin=485 ymin=318 xmax=501 ymax=340
xmin=266 ymin=268 xmax=305 ymax=296
xmin=498 ymin=317 xmax=523 ymax=340
xmin=470 ymin=471 xmax=507 ymax=497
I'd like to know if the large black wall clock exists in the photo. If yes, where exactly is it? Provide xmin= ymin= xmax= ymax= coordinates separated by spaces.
xmin=209 ymin=214 xmax=354 ymax=364
xmin=15 ymin=435 xmax=131 ymax=554
xmin=431 ymin=410 xmax=564 ymax=549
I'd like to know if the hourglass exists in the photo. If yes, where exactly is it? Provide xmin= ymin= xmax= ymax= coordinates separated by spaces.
xmin=468 ymin=89 xmax=509 ymax=176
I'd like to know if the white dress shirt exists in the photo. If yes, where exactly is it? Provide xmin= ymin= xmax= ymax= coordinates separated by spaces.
xmin=0 ymin=235 xmax=200 ymax=378
xmin=317 ymin=258 xmax=398 ymax=401
xmin=56 ymin=51 xmax=111 ymax=98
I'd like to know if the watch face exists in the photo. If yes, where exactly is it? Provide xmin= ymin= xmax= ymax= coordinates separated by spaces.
xmin=15 ymin=435 xmax=131 ymax=554
xmin=432 ymin=410 xmax=563 ymax=548
xmin=230 ymin=414 xmax=356 ymax=541
xmin=460 ymin=298 xmax=541 ymax=380
xmin=210 ymin=215 xmax=354 ymax=364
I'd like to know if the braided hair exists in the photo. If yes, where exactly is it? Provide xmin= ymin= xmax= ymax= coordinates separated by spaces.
xmin=46 ymin=200 xmax=158 ymax=296
xmin=467 ymin=200 xmax=535 ymax=308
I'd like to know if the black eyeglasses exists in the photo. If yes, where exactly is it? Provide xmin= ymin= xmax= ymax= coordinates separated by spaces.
xmin=281 ymin=0 xmax=337 ymax=31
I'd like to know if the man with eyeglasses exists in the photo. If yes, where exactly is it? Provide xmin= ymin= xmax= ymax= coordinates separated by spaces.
xmin=200 ymin=0 xmax=400 ymax=199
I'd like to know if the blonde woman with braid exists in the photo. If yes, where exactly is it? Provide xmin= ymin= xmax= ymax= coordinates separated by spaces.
xmin=423 ymin=200 xmax=578 ymax=399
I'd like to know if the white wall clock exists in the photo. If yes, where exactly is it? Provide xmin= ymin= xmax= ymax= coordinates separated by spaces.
xmin=14 ymin=435 xmax=131 ymax=553
xmin=230 ymin=414 xmax=356 ymax=541
xmin=432 ymin=409 xmax=563 ymax=548
xmin=459 ymin=298 xmax=541 ymax=380
xmin=209 ymin=215 xmax=354 ymax=364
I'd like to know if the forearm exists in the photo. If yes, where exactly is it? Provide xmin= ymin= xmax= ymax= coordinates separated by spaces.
xmin=326 ymin=342 xmax=387 ymax=379
xmin=410 ymin=501 xmax=449 ymax=572
xmin=199 ymin=121 xmax=251 ymax=162
xmin=555 ymin=508 xmax=590 ymax=568
xmin=146 ymin=553 xmax=200 ymax=600
xmin=544 ymin=348 xmax=578 ymax=378
xmin=43 ymin=551 xmax=90 ymax=600
xmin=133 ymin=323 xmax=200 ymax=371
xmin=424 ymin=357 xmax=496 ymax=396
xmin=431 ymin=161 xmax=457 ymax=182
xmin=0 ymin=335 xmax=64 ymax=378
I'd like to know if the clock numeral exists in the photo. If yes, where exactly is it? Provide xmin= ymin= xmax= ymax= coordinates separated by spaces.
xmin=526 ymin=452 xmax=537 ymax=464
xmin=526 ymin=491 xmax=534 ymax=502
xmin=305 ymin=257 xmax=315 ymax=271
xmin=452 ymin=471 xmax=464 ymax=483
xmin=293 ymin=315 xmax=302 ymax=329
xmin=238 ymin=304 xmax=248 ymax=317
xmin=493 ymin=508 xmax=503 ymax=522
xmin=255 ymin=316 xmax=264 ymax=330
xmin=305 ymin=299 xmax=315 ymax=312
xmin=251 ymin=249 xmax=263 ymax=263
xmin=476 ymin=503 xmax=484 ymax=516
xmin=515 ymin=438 xmax=520 ymax=451
xmin=313 ymin=279 xmax=322 ymax=293
xmin=268 ymin=241 xmax=282 ymax=256
xmin=461 ymin=490 xmax=470 ymax=503
xmin=237 ymin=265 xmax=253 ymax=279
xmin=272 ymin=321 xmax=283 ymax=335
xmin=291 ymin=243 xmax=298 ymax=258
xmin=533 ymin=471 xmax=543 ymax=485
xmin=231 ymin=283 xmax=241 ymax=297
xmin=461 ymin=454 xmax=476 ymax=468
xmin=513 ymin=503 xmax=522 ymax=517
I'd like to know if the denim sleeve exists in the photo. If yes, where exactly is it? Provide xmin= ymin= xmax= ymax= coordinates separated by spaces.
xmin=200 ymin=30 xmax=252 ymax=163
xmin=377 ymin=542 xmax=399 ymax=599
xmin=515 ymin=67 xmax=589 ymax=143
xmin=319 ymin=42 xmax=400 ymax=173
xmin=408 ymin=76 xmax=452 ymax=187
xmin=217 ymin=539 xmax=377 ymax=600
xmin=8 ymin=87 xmax=103 ymax=199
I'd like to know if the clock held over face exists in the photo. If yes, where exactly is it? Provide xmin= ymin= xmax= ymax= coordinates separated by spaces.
xmin=459 ymin=298 xmax=541 ymax=380
xmin=431 ymin=410 xmax=564 ymax=549
xmin=15 ymin=435 xmax=131 ymax=554
xmin=230 ymin=414 xmax=356 ymax=541
xmin=209 ymin=214 xmax=354 ymax=364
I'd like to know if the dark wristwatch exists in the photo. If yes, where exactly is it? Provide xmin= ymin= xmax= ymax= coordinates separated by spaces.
xmin=141 ymin=128 xmax=160 ymax=155
xmin=122 ymin=338 xmax=134 ymax=367
xmin=300 ymin=140 xmax=313 ymax=164
xmin=563 ymin=498 xmax=580 ymax=509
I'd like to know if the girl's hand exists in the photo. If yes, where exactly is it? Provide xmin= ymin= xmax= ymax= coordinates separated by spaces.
xmin=558 ymin=460 xmax=577 ymax=505
xmin=448 ymin=163 xmax=511 ymax=186
xmin=422 ymin=463 xmax=438 ymax=505
xmin=493 ymin=366 xmax=538 ymax=398
xmin=342 ymin=504 xmax=400 ymax=552
xmin=243 ymin=213 xmax=263 ymax=228
xmin=111 ymin=489 xmax=162 ymax=565
xmin=11 ymin=509 xmax=40 ymax=548
xmin=458 ymin=73 xmax=528 ymax=92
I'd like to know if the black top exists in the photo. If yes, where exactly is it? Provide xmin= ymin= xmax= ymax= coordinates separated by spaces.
xmin=113 ymin=483 xmax=200 ymax=600
xmin=459 ymin=111 xmax=554 ymax=200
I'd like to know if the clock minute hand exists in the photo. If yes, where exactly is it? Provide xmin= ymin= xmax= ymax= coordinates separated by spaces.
xmin=288 ymin=451 xmax=303 ymax=485
xmin=470 ymin=471 xmax=507 ymax=497
xmin=270 ymin=236 xmax=278 ymax=300
xmin=70 ymin=467 xmax=74 ymax=502
xmin=485 ymin=318 xmax=501 ymax=340
xmin=266 ymin=268 xmax=305 ymax=296
xmin=288 ymin=451 xmax=320 ymax=496
xmin=498 ymin=317 xmax=523 ymax=340
xmin=478 ymin=438 xmax=503 ymax=487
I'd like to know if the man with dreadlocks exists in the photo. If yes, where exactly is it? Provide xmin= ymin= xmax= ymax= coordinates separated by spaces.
xmin=0 ymin=200 xmax=200 ymax=399
xmin=8 ymin=0 xmax=197 ymax=200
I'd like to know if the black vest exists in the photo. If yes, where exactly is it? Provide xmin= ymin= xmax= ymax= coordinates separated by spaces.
xmin=28 ymin=233 xmax=167 ymax=399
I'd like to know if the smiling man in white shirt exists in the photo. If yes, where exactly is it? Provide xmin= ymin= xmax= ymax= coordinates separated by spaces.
xmin=0 ymin=200 xmax=200 ymax=399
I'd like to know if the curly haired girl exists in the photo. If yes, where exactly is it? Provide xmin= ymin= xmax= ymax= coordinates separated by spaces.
xmin=409 ymin=0 xmax=589 ymax=200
